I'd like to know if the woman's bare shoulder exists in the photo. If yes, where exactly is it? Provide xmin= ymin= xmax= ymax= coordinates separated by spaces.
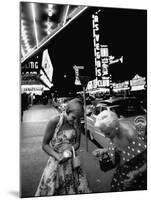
xmin=47 ymin=114 xmax=60 ymax=127
xmin=120 ymin=122 xmax=136 ymax=141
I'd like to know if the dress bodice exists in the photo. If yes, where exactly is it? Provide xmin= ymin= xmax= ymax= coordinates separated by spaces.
xmin=51 ymin=114 xmax=77 ymax=153
xmin=108 ymin=134 xmax=146 ymax=165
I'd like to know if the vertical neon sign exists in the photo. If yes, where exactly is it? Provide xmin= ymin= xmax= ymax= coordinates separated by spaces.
xmin=92 ymin=11 xmax=102 ymax=79
xmin=101 ymin=45 xmax=109 ymax=76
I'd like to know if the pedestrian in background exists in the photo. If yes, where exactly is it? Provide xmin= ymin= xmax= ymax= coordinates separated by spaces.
xmin=21 ymin=93 xmax=29 ymax=121
xmin=94 ymin=110 xmax=147 ymax=192
xmin=35 ymin=98 xmax=91 ymax=196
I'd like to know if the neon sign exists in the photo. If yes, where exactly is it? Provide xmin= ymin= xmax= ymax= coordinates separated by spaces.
xmin=101 ymin=45 xmax=109 ymax=76
xmin=92 ymin=13 xmax=101 ymax=78
xmin=87 ymin=77 xmax=110 ymax=90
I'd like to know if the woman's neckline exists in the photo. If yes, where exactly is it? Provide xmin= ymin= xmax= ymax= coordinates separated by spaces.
xmin=62 ymin=113 xmax=75 ymax=129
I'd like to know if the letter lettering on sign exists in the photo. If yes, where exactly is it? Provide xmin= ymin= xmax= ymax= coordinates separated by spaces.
xmin=94 ymin=15 xmax=99 ymax=23
xmin=96 ymin=51 xmax=101 ymax=59
xmin=94 ymin=23 xmax=99 ymax=31
xmin=35 ymin=61 xmax=38 ymax=69
xmin=95 ymin=60 xmax=101 ymax=68
xmin=95 ymin=34 xmax=100 ymax=42
xmin=96 ymin=43 xmax=100 ymax=51
xmin=30 ymin=62 xmax=34 ymax=69
xmin=97 ymin=68 xmax=102 ymax=77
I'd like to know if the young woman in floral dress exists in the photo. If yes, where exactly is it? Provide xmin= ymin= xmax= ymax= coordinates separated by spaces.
xmin=35 ymin=98 xmax=91 ymax=196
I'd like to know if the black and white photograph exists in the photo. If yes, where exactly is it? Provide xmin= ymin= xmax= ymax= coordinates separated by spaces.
xmin=20 ymin=1 xmax=147 ymax=198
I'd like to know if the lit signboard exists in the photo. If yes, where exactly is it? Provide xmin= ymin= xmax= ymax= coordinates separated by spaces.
xmin=130 ymin=74 xmax=146 ymax=86
xmin=73 ymin=65 xmax=84 ymax=85
xmin=131 ymin=85 xmax=145 ymax=91
xmin=21 ymin=84 xmax=44 ymax=94
xmin=21 ymin=56 xmax=40 ymax=74
xmin=40 ymin=49 xmax=54 ymax=88
xmin=101 ymin=45 xmax=109 ymax=76
xmin=113 ymin=81 xmax=129 ymax=91
xmin=21 ymin=57 xmax=40 ymax=85
xmin=92 ymin=11 xmax=109 ymax=78
xmin=87 ymin=77 xmax=110 ymax=91
xmin=130 ymin=74 xmax=146 ymax=91
xmin=92 ymin=12 xmax=101 ymax=79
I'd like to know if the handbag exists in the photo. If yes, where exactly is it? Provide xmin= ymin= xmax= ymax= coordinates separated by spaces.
xmin=72 ymin=146 xmax=81 ymax=169
xmin=99 ymin=152 xmax=115 ymax=172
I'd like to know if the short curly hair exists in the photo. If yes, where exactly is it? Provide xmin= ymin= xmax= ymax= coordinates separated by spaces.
xmin=95 ymin=110 xmax=119 ymax=138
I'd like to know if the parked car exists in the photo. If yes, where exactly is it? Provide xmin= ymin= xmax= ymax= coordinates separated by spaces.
xmin=86 ymin=97 xmax=146 ymax=148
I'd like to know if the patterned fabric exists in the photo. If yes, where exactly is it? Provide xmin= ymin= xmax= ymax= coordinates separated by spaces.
xmin=108 ymin=134 xmax=147 ymax=192
xmin=111 ymin=149 xmax=147 ymax=192
xmin=108 ymin=136 xmax=146 ymax=165
xmin=35 ymin=114 xmax=91 ymax=196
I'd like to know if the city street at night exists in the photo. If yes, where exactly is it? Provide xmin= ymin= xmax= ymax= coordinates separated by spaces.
xmin=20 ymin=2 xmax=147 ymax=198
xmin=0 ymin=1 xmax=150 ymax=200
xmin=21 ymin=104 xmax=115 ymax=197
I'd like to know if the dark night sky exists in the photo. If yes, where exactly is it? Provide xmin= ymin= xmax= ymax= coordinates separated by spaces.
xmin=23 ymin=6 xmax=147 ymax=94
xmin=100 ymin=8 xmax=147 ymax=82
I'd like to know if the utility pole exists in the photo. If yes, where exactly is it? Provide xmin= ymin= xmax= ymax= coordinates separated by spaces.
xmin=73 ymin=65 xmax=90 ymax=152
xmin=79 ymin=76 xmax=90 ymax=152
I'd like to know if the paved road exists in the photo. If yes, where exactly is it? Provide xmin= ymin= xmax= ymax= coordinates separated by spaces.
xmin=20 ymin=104 xmax=115 ymax=198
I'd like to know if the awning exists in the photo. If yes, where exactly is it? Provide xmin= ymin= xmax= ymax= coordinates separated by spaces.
xmin=21 ymin=2 xmax=87 ymax=63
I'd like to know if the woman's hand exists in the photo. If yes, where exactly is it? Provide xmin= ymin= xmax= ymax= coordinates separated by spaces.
xmin=123 ymin=171 xmax=137 ymax=188
xmin=58 ymin=153 xmax=67 ymax=163
xmin=58 ymin=150 xmax=72 ymax=164
xmin=92 ymin=148 xmax=108 ymax=157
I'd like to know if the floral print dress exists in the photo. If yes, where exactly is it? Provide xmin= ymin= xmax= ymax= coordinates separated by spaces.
xmin=35 ymin=114 xmax=91 ymax=196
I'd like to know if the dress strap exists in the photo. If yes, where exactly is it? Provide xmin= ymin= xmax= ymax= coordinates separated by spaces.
xmin=53 ymin=113 xmax=64 ymax=139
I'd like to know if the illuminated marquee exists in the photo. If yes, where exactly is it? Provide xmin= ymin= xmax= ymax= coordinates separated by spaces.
xmin=73 ymin=65 xmax=84 ymax=85
xmin=130 ymin=74 xmax=146 ymax=91
xmin=92 ymin=11 xmax=109 ymax=79
xmin=21 ymin=61 xmax=39 ymax=74
xmin=92 ymin=12 xmax=101 ymax=79
xmin=21 ymin=58 xmax=40 ymax=85
xmin=113 ymin=81 xmax=129 ymax=91
xmin=87 ymin=77 xmax=110 ymax=91
xmin=21 ymin=84 xmax=44 ymax=94
xmin=40 ymin=49 xmax=54 ymax=88
xmin=130 ymin=74 xmax=146 ymax=86
xmin=101 ymin=45 xmax=109 ymax=76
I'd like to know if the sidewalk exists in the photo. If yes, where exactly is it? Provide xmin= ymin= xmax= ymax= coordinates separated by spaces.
xmin=23 ymin=104 xmax=58 ymax=123
xmin=79 ymin=134 xmax=115 ymax=193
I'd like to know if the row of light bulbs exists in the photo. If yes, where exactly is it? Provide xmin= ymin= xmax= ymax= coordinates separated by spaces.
xmin=21 ymin=19 xmax=32 ymax=56
xmin=21 ymin=4 xmax=56 ymax=58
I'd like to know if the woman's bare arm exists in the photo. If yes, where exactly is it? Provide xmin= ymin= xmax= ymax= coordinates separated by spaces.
xmin=74 ymin=120 xmax=82 ymax=151
xmin=42 ymin=115 xmax=61 ymax=161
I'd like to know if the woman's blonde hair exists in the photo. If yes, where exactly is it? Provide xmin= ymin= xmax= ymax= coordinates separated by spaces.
xmin=95 ymin=110 xmax=119 ymax=137
xmin=65 ymin=98 xmax=84 ymax=118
